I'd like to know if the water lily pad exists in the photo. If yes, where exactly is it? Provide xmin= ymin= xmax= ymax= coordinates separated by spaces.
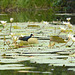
xmin=50 ymin=36 xmax=66 ymax=43
xmin=27 ymin=25 xmax=40 ymax=28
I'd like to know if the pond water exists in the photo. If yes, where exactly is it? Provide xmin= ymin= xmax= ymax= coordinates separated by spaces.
xmin=0 ymin=10 xmax=75 ymax=75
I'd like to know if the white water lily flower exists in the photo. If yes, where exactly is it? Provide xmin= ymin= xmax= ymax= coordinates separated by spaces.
xmin=0 ymin=21 xmax=7 ymax=25
xmin=43 ymin=21 xmax=49 ymax=25
xmin=71 ymin=37 xmax=75 ymax=42
xmin=63 ymin=21 xmax=73 ymax=28
xmin=67 ymin=34 xmax=73 ymax=39
xmin=62 ymin=21 xmax=70 ymax=25
xmin=66 ymin=18 xmax=71 ymax=21
xmin=60 ymin=27 xmax=66 ymax=31
xmin=10 ymin=18 xmax=14 ymax=22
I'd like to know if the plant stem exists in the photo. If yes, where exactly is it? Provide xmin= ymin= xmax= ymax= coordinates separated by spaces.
xmin=60 ymin=38 xmax=70 ymax=47
xmin=10 ymin=22 xmax=12 ymax=34
xmin=4 ymin=36 xmax=6 ymax=45
xmin=70 ymin=42 xmax=74 ymax=47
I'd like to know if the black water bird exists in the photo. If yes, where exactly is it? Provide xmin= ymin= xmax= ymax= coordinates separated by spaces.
xmin=19 ymin=34 xmax=34 ymax=41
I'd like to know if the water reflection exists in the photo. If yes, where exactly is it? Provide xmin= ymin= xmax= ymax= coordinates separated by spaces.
xmin=0 ymin=10 xmax=55 ymax=22
xmin=0 ymin=61 xmax=75 ymax=75
xmin=0 ymin=10 xmax=75 ymax=24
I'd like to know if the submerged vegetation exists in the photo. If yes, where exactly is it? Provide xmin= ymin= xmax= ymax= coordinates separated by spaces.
xmin=0 ymin=0 xmax=75 ymax=12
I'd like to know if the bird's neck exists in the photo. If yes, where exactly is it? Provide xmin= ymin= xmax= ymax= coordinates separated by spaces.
xmin=30 ymin=35 xmax=32 ymax=38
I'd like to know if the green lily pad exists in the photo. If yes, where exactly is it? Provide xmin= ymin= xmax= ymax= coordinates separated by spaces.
xmin=50 ymin=36 xmax=66 ymax=43
xmin=27 ymin=25 xmax=40 ymax=28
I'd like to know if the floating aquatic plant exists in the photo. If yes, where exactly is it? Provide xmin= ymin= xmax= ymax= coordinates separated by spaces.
xmin=0 ymin=21 xmax=75 ymax=73
xmin=50 ymin=36 xmax=66 ymax=43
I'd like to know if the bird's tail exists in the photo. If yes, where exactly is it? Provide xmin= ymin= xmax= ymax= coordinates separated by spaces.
xmin=19 ymin=37 xmax=23 ymax=40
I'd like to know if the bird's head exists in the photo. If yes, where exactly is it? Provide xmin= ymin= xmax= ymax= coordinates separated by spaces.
xmin=30 ymin=34 xmax=34 ymax=36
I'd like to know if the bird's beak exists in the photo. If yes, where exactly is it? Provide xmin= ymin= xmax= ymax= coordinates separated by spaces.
xmin=32 ymin=34 xmax=34 ymax=36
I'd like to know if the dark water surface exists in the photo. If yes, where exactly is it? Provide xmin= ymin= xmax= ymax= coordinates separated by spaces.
xmin=0 ymin=61 xmax=75 ymax=75
xmin=0 ymin=10 xmax=75 ymax=24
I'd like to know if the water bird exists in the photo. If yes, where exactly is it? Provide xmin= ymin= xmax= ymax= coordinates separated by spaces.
xmin=19 ymin=34 xmax=34 ymax=41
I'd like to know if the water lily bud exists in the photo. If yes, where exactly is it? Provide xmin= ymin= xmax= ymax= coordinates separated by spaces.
xmin=10 ymin=18 xmax=14 ymax=22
